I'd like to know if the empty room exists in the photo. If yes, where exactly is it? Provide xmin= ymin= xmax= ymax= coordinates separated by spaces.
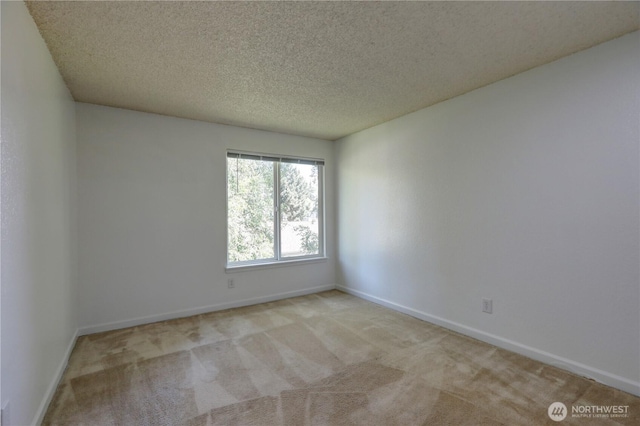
xmin=1 ymin=1 xmax=639 ymax=425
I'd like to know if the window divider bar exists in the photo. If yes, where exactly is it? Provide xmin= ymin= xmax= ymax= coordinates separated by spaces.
xmin=274 ymin=162 xmax=282 ymax=261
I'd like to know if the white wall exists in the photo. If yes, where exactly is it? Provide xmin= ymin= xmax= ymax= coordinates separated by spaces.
xmin=1 ymin=2 xmax=78 ymax=425
xmin=336 ymin=32 xmax=639 ymax=395
xmin=76 ymin=104 xmax=336 ymax=332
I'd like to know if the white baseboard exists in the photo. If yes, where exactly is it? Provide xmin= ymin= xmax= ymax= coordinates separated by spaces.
xmin=79 ymin=284 xmax=337 ymax=336
xmin=336 ymin=285 xmax=640 ymax=397
xmin=32 ymin=328 xmax=79 ymax=426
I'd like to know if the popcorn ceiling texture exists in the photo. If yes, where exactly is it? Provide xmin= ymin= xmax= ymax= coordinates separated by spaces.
xmin=26 ymin=1 xmax=639 ymax=140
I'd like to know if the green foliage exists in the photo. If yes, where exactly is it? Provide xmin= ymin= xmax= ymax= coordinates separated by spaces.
xmin=280 ymin=163 xmax=319 ymax=256
xmin=227 ymin=158 xmax=275 ymax=262
xmin=280 ymin=163 xmax=317 ymax=223
xmin=294 ymin=224 xmax=319 ymax=254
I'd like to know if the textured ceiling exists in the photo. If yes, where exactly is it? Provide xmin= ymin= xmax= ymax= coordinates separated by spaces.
xmin=26 ymin=1 xmax=639 ymax=141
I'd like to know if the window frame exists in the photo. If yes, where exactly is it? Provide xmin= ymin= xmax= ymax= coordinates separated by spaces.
xmin=225 ymin=150 xmax=326 ymax=270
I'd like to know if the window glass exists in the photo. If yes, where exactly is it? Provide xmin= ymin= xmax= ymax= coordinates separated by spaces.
xmin=227 ymin=156 xmax=275 ymax=263
xmin=280 ymin=162 xmax=319 ymax=257
xmin=227 ymin=153 xmax=324 ymax=267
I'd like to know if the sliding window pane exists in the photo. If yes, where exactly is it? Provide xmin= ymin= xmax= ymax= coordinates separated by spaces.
xmin=227 ymin=157 xmax=275 ymax=262
xmin=280 ymin=163 xmax=320 ymax=257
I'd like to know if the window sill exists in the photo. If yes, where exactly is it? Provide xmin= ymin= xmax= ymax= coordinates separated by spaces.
xmin=225 ymin=257 xmax=328 ymax=273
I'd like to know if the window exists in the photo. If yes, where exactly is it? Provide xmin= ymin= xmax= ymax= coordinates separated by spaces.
xmin=226 ymin=151 xmax=324 ymax=267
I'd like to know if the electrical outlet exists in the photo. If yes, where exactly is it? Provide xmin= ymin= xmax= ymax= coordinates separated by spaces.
xmin=227 ymin=278 xmax=235 ymax=289
xmin=482 ymin=298 xmax=493 ymax=314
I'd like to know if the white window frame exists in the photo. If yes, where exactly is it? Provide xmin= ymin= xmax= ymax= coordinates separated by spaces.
xmin=225 ymin=150 xmax=326 ymax=271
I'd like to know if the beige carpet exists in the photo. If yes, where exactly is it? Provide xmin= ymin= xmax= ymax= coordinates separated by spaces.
xmin=44 ymin=290 xmax=639 ymax=425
